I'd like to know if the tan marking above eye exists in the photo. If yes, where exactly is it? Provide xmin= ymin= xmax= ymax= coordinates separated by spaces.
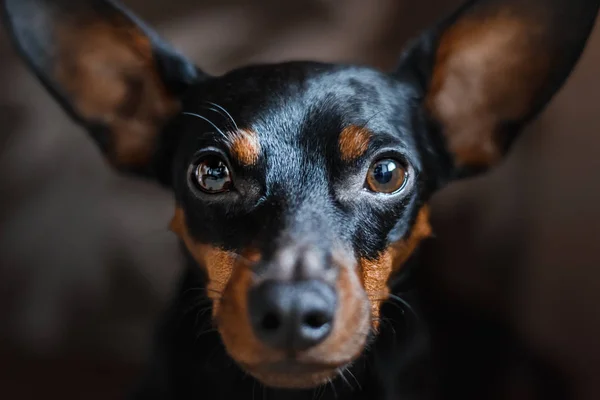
xmin=338 ymin=125 xmax=372 ymax=161
xmin=229 ymin=129 xmax=261 ymax=166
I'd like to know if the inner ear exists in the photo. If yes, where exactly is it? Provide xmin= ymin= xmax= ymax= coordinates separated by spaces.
xmin=56 ymin=15 xmax=181 ymax=167
xmin=2 ymin=0 xmax=202 ymax=173
xmin=397 ymin=0 xmax=598 ymax=176
xmin=426 ymin=9 xmax=552 ymax=168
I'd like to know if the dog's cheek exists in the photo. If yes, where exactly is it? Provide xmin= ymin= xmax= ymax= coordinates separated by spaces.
xmin=169 ymin=207 xmax=236 ymax=314
xmin=217 ymin=263 xmax=279 ymax=366
xmin=359 ymin=206 xmax=432 ymax=328
xmin=324 ymin=266 xmax=371 ymax=360
xmin=390 ymin=206 xmax=432 ymax=271
xmin=360 ymin=252 xmax=393 ymax=328
xmin=197 ymin=247 xmax=236 ymax=315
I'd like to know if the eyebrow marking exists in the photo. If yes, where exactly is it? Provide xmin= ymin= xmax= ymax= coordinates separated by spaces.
xmin=230 ymin=129 xmax=261 ymax=166
xmin=181 ymin=111 xmax=260 ymax=165
xmin=338 ymin=125 xmax=372 ymax=161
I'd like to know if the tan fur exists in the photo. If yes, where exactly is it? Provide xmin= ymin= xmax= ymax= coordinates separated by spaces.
xmin=426 ymin=12 xmax=549 ymax=168
xmin=338 ymin=125 xmax=372 ymax=161
xmin=169 ymin=207 xmax=371 ymax=388
xmin=54 ymin=16 xmax=179 ymax=167
xmin=229 ymin=129 xmax=261 ymax=166
xmin=360 ymin=206 xmax=432 ymax=326
xmin=169 ymin=208 xmax=236 ymax=315
xmin=169 ymin=204 xmax=430 ymax=386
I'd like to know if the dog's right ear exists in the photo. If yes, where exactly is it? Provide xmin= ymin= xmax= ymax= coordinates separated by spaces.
xmin=2 ymin=0 xmax=204 ymax=178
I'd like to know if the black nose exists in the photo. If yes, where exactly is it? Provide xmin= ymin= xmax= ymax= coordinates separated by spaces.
xmin=248 ymin=280 xmax=336 ymax=351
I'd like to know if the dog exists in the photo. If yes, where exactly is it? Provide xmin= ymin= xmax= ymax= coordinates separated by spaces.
xmin=2 ymin=0 xmax=598 ymax=398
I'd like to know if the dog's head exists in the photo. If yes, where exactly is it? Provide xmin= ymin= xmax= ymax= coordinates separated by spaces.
xmin=3 ymin=0 xmax=597 ymax=389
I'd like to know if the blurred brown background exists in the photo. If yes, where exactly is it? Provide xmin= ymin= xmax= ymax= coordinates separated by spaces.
xmin=0 ymin=0 xmax=599 ymax=399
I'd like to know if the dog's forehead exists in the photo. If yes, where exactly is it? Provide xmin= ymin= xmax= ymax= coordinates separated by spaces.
xmin=189 ymin=62 xmax=407 ymax=143
xmin=173 ymin=62 xmax=422 ymax=256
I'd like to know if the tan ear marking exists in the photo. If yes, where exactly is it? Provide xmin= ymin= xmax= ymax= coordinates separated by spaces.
xmin=426 ymin=12 xmax=550 ymax=168
xmin=53 ymin=17 xmax=180 ymax=168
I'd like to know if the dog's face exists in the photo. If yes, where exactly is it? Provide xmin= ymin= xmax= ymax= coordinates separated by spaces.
xmin=166 ymin=65 xmax=433 ymax=386
xmin=4 ymin=0 xmax=597 ymax=389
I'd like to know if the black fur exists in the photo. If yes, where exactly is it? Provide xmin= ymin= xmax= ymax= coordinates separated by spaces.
xmin=2 ymin=0 xmax=598 ymax=399
xmin=130 ymin=251 xmax=432 ymax=400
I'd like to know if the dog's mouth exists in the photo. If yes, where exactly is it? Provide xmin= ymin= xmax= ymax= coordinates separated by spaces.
xmin=215 ymin=259 xmax=372 ymax=389
xmin=241 ymin=360 xmax=345 ymax=388
xmin=170 ymin=206 xmax=432 ymax=389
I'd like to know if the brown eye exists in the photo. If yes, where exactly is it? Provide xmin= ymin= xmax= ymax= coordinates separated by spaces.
xmin=193 ymin=155 xmax=232 ymax=193
xmin=366 ymin=159 xmax=407 ymax=194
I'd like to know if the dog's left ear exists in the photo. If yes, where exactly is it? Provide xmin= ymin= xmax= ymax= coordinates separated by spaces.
xmin=1 ymin=0 xmax=203 ymax=178
xmin=397 ymin=0 xmax=599 ymax=180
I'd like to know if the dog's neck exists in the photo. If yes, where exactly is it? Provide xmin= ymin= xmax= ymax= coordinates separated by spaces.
xmin=133 ymin=245 xmax=432 ymax=400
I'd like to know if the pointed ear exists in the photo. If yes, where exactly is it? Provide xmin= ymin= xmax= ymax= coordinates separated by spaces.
xmin=397 ymin=0 xmax=599 ymax=179
xmin=2 ymin=0 xmax=204 ymax=176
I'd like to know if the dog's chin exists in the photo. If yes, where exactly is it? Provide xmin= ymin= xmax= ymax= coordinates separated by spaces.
xmin=243 ymin=362 xmax=341 ymax=389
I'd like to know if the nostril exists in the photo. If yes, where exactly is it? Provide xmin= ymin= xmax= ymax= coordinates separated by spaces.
xmin=261 ymin=311 xmax=281 ymax=331
xmin=248 ymin=281 xmax=292 ymax=349
xmin=249 ymin=280 xmax=336 ymax=351
xmin=303 ymin=311 xmax=330 ymax=329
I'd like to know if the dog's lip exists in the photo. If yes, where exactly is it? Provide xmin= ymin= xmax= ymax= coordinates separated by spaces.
xmin=241 ymin=359 xmax=344 ymax=374
xmin=241 ymin=360 xmax=344 ymax=389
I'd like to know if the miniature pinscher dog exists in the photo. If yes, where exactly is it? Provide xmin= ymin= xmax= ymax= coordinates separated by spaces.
xmin=3 ymin=0 xmax=598 ymax=398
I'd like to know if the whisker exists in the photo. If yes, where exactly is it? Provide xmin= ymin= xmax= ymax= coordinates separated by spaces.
xmin=337 ymin=368 xmax=353 ymax=391
xmin=194 ymin=306 xmax=213 ymax=329
xmin=181 ymin=298 xmax=212 ymax=318
xmin=318 ymin=383 xmax=329 ymax=400
xmin=329 ymin=378 xmax=338 ymax=398
xmin=200 ymin=105 xmax=236 ymax=133
xmin=205 ymin=100 xmax=239 ymax=131
xmin=193 ymin=306 xmax=217 ymax=336
xmin=312 ymin=384 xmax=322 ymax=400
xmin=194 ymin=327 xmax=218 ymax=342
xmin=376 ymin=316 xmax=401 ymax=352
xmin=180 ymin=287 xmax=221 ymax=311
xmin=359 ymin=109 xmax=385 ymax=130
xmin=370 ymin=292 xmax=419 ymax=321
xmin=181 ymin=286 xmax=208 ymax=298
xmin=387 ymin=293 xmax=419 ymax=321
xmin=379 ymin=316 xmax=398 ymax=337
xmin=181 ymin=111 xmax=229 ymax=142
xmin=345 ymin=368 xmax=361 ymax=391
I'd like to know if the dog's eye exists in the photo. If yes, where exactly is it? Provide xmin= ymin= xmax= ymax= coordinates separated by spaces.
xmin=192 ymin=155 xmax=232 ymax=193
xmin=366 ymin=159 xmax=406 ymax=194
